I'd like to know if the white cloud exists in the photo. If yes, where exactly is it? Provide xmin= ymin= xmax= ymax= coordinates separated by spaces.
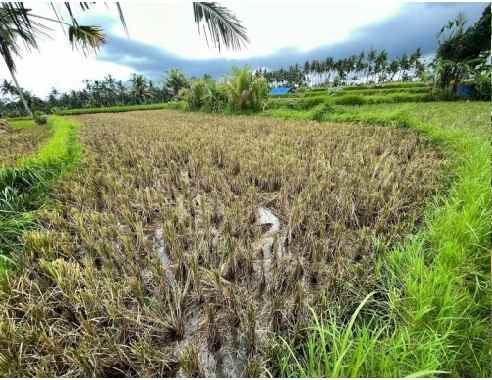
xmin=110 ymin=1 xmax=402 ymax=59
xmin=0 ymin=1 xmax=485 ymax=97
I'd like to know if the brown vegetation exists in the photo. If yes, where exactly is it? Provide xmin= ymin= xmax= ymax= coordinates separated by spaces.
xmin=0 ymin=110 xmax=444 ymax=376
xmin=0 ymin=123 xmax=50 ymax=167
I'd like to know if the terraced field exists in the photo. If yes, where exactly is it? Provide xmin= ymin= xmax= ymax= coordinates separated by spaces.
xmin=0 ymin=110 xmax=445 ymax=376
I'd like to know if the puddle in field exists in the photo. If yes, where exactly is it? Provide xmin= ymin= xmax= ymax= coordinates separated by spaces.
xmin=152 ymin=227 xmax=176 ymax=286
xmin=149 ymin=205 xmax=287 ymax=376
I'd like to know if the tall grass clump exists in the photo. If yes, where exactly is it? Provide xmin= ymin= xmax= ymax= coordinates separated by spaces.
xmin=0 ymin=116 xmax=80 ymax=274
xmin=275 ymin=106 xmax=491 ymax=377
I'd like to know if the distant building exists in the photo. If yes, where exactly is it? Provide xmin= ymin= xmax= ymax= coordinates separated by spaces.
xmin=270 ymin=86 xmax=293 ymax=96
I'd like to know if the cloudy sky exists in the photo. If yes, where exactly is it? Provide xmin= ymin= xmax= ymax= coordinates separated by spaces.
xmin=0 ymin=1 xmax=487 ymax=97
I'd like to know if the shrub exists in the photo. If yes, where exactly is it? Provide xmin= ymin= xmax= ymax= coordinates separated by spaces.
xmin=297 ymin=96 xmax=326 ymax=109
xmin=311 ymin=102 xmax=335 ymax=121
xmin=266 ymin=96 xmax=326 ymax=111
xmin=474 ymin=71 xmax=491 ymax=100
xmin=33 ymin=111 xmax=48 ymax=125
xmin=183 ymin=80 xmax=208 ymax=111
xmin=203 ymin=82 xmax=228 ymax=113
xmin=224 ymin=67 xmax=268 ymax=112
xmin=183 ymin=79 xmax=228 ymax=113
xmin=332 ymin=94 xmax=366 ymax=106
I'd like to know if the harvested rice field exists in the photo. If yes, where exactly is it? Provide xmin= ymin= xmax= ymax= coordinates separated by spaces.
xmin=0 ymin=122 xmax=49 ymax=167
xmin=0 ymin=110 xmax=445 ymax=376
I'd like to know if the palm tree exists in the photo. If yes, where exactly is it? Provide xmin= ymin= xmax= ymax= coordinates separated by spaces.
xmin=374 ymin=50 xmax=388 ymax=83
xmin=399 ymin=53 xmax=411 ymax=81
xmin=0 ymin=2 xmax=249 ymax=116
xmin=130 ymin=74 xmax=150 ymax=104
xmin=0 ymin=4 xmax=40 ymax=116
xmin=364 ymin=49 xmax=376 ymax=83
xmin=388 ymin=60 xmax=400 ymax=81
xmin=165 ymin=68 xmax=189 ymax=97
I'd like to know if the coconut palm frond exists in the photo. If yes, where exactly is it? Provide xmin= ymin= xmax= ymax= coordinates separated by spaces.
xmin=193 ymin=2 xmax=248 ymax=51
xmin=68 ymin=25 xmax=105 ymax=55
xmin=0 ymin=3 xmax=41 ymax=71
xmin=115 ymin=3 xmax=129 ymax=36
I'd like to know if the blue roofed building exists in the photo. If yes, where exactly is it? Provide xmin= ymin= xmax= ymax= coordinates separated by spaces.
xmin=270 ymin=86 xmax=293 ymax=96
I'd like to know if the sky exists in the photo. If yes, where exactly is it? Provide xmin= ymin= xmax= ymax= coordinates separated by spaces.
xmin=0 ymin=1 xmax=487 ymax=98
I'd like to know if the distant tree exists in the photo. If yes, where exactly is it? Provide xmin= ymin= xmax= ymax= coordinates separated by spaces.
xmin=165 ymin=68 xmax=190 ymax=97
xmin=0 ymin=2 xmax=249 ymax=116
xmin=434 ymin=4 xmax=491 ymax=92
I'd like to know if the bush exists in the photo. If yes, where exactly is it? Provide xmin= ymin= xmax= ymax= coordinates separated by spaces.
xmin=365 ymin=93 xmax=434 ymax=104
xmin=474 ymin=71 xmax=491 ymax=100
xmin=332 ymin=94 xmax=366 ymax=105
xmin=183 ymin=80 xmax=207 ymax=111
xmin=33 ymin=111 xmax=48 ymax=125
xmin=224 ymin=67 xmax=268 ymax=112
xmin=183 ymin=79 xmax=228 ymax=113
xmin=50 ymin=107 xmax=62 ymax=115
xmin=311 ymin=102 xmax=336 ymax=121
xmin=266 ymin=96 xmax=326 ymax=111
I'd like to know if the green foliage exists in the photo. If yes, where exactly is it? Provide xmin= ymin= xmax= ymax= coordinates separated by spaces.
xmin=33 ymin=110 xmax=47 ymax=125
xmin=182 ymin=67 xmax=269 ymax=114
xmin=437 ymin=5 xmax=491 ymax=62
xmin=434 ymin=5 xmax=491 ymax=94
xmin=224 ymin=67 xmax=268 ymax=112
xmin=268 ymin=96 xmax=325 ymax=110
xmin=473 ymin=62 xmax=491 ymax=100
xmin=0 ymin=116 xmax=80 ymax=274
xmin=331 ymin=94 xmax=365 ymax=105
xmin=57 ymin=102 xmax=183 ymax=115
xmin=165 ymin=68 xmax=190 ymax=97
xmin=310 ymin=102 xmax=335 ymax=121
xmin=343 ymin=82 xmax=430 ymax=91
xmin=183 ymin=79 xmax=227 ymax=112
xmin=268 ymin=89 xmax=434 ymax=110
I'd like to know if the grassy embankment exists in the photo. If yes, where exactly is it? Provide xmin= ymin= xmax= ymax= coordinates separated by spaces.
xmin=0 ymin=116 xmax=80 ymax=276
xmin=267 ymin=102 xmax=491 ymax=377
xmin=268 ymin=82 xmax=435 ymax=109
xmin=56 ymin=101 xmax=185 ymax=116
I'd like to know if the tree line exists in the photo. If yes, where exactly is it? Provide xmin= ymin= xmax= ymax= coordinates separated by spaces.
xmin=0 ymin=68 xmax=191 ymax=116
xmin=0 ymin=2 xmax=248 ymax=117
xmin=259 ymin=48 xmax=426 ymax=88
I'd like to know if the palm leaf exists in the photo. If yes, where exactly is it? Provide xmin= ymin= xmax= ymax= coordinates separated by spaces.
xmin=68 ymin=25 xmax=105 ymax=55
xmin=193 ymin=2 xmax=249 ymax=51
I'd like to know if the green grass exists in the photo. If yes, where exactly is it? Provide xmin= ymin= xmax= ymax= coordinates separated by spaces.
xmin=58 ymin=101 xmax=185 ymax=115
xmin=271 ymin=102 xmax=491 ymax=377
xmin=8 ymin=119 xmax=36 ymax=129
xmin=342 ymin=81 xmax=431 ymax=91
xmin=268 ymin=92 xmax=434 ymax=110
xmin=278 ymin=86 xmax=431 ymax=99
xmin=5 ymin=116 xmax=33 ymax=122
xmin=0 ymin=116 xmax=81 ymax=275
